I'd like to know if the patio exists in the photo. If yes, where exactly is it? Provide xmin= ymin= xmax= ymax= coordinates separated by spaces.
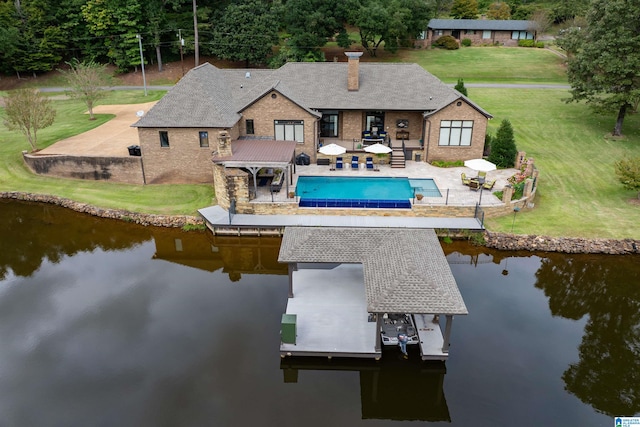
xmin=252 ymin=160 xmax=517 ymax=208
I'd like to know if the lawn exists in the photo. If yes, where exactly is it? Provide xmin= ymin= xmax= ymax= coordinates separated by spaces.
xmin=0 ymin=90 xmax=214 ymax=216
xmin=472 ymin=88 xmax=640 ymax=238
xmin=395 ymin=46 xmax=568 ymax=84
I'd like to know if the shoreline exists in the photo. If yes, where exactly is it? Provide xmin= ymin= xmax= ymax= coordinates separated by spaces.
xmin=2 ymin=191 xmax=639 ymax=255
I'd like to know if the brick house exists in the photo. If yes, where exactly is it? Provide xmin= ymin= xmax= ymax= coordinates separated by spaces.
xmin=132 ymin=52 xmax=492 ymax=185
xmin=423 ymin=19 xmax=535 ymax=47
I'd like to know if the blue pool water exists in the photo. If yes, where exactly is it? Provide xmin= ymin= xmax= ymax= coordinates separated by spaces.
xmin=296 ymin=176 xmax=441 ymax=200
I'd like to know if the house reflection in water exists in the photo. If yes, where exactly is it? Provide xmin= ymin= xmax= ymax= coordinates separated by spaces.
xmin=281 ymin=357 xmax=450 ymax=422
xmin=151 ymin=231 xmax=287 ymax=279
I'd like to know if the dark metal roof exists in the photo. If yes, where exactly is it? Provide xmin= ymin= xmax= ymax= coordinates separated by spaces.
xmin=213 ymin=139 xmax=298 ymax=166
xmin=278 ymin=227 xmax=468 ymax=315
xmin=428 ymin=19 xmax=533 ymax=31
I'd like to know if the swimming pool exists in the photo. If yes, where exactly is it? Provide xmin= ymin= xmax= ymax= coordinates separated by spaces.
xmin=296 ymin=176 xmax=441 ymax=208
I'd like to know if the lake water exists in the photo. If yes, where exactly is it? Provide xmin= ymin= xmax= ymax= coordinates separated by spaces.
xmin=0 ymin=199 xmax=637 ymax=427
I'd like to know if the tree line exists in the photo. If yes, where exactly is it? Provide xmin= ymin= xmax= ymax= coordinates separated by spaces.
xmin=0 ymin=0 xmax=586 ymax=76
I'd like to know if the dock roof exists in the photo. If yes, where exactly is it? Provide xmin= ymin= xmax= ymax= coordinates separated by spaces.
xmin=278 ymin=227 xmax=468 ymax=315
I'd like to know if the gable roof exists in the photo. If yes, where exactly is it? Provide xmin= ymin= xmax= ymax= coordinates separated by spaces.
xmin=134 ymin=59 xmax=491 ymax=128
xmin=428 ymin=19 xmax=533 ymax=32
xmin=278 ymin=227 xmax=468 ymax=315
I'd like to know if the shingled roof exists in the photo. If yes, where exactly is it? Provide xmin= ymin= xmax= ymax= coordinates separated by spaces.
xmin=428 ymin=19 xmax=533 ymax=31
xmin=133 ymin=59 xmax=491 ymax=129
xmin=278 ymin=227 xmax=468 ymax=315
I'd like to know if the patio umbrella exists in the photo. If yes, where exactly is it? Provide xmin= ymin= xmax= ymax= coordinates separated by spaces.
xmin=364 ymin=143 xmax=392 ymax=167
xmin=464 ymin=158 xmax=497 ymax=172
xmin=318 ymin=143 xmax=346 ymax=168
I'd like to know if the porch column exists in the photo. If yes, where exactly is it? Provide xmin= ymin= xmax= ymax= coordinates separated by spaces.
xmin=247 ymin=166 xmax=260 ymax=197
xmin=288 ymin=263 xmax=297 ymax=298
xmin=375 ymin=313 xmax=382 ymax=352
xmin=442 ymin=315 xmax=453 ymax=353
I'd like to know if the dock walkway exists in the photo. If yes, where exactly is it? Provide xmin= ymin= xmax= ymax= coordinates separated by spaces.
xmin=199 ymin=206 xmax=483 ymax=235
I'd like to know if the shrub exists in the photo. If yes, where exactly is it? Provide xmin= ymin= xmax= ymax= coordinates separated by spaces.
xmin=461 ymin=38 xmax=472 ymax=47
xmin=431 ymin=160 xmax=464 ymax=167
xmin=536 ymin=41 xmax=545 ymax=48
xmin=433 ymin=35 xmax=459 ymax=50
xmin=518 ymin=39 xmax=535 ymax=47
xmin=454 ymin=77 xmax=468 ymax=96
xmin=488 ymin=119 xmax=518 ymax=168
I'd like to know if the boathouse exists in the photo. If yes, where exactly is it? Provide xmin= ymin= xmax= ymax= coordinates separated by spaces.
xmin=278 ymin=227 xmax=468 ymax=360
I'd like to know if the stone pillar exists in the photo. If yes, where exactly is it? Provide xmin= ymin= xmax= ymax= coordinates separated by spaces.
xmin=502 ymin=185 xmax=514 ymax=204
xmin=515 ymin=151 xmax=526 ymax=169
xmin=217 ymin=130 xmax=232 ymax=157
xmin=525 ymin=157 xmax=535 ymax=176
xmin=523 ymin=178 xmax=534 ymax=198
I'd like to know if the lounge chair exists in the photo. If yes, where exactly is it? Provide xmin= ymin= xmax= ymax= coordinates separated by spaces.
xmin=483 ymin=179 xmax=496 ymax=190
xmin=469 ymin=179 xmax=481 ymax=191
xmin=351 ymin=156 xmax=359 ymax=169
xmin=335 ymin=157 xmax=343 ymax=169
xmin=461 ymin=173 xmax=470 ymax=186
xmin=366 ymin=157 xmax=374 ymax=170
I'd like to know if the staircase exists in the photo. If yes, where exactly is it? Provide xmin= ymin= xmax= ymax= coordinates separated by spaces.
xmin=390 ymin=146 xmax=406 ymax=168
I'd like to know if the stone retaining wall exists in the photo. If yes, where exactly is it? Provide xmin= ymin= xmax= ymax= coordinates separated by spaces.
xmin=0 ymin=192 xmax=202 ymax=228
xmin=2 ymin=192 xmax=638 ymax=254
xmin=485 ymin=231 xmax=640 ymax=255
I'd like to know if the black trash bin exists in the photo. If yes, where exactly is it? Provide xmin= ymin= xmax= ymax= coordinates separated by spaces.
xmin=296 ymin=152 xmax=310 ymax=165
xmin=128 ymin=145 xmax=141 ymax=156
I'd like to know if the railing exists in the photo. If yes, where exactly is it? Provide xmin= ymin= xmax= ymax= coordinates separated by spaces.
xmin=254 ymin=186 xmax=505 ymax=207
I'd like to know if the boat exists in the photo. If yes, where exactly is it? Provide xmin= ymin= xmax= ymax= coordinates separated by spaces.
xmin=380 ymin=313 xmax=419 ymax=346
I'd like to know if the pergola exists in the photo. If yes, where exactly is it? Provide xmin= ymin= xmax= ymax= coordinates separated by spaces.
xmin=212 ymin=139 xmax=299 ymax=196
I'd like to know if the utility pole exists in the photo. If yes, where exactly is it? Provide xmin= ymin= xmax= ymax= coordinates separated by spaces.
xmin=193 ymin=0 xmax=199 ymax=67
xmin=178 ymin=29 xmax=185 ymax=76
xmin=136 ymin=34 xmax=148 ymax=96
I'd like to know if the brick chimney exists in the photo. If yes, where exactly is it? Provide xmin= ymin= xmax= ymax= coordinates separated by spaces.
xmin=345 ymin=52 xmax=363 ymax=91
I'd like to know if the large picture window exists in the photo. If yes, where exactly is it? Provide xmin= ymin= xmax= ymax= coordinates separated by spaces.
xmin=365 ymin=111 xmax=384 ymax=132
xmin=439 ymin=120 xmax=473 ymax=146
xmin=274 ymin=120 xmax=304 ymax=143
xmin=320 ymin=112 xmax=338 ymax=137
xmin=511 ymin=31 xmax=533 ymax=40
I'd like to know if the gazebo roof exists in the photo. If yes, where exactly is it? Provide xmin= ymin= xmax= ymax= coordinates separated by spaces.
xmin=213 ymin=139 xmax=298 ymax=168
xmin=278 ymin=227 xmax=468 ymax=315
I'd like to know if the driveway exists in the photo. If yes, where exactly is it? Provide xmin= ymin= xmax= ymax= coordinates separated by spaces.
xmin=37 ymin=101 xmax=157 ymax=157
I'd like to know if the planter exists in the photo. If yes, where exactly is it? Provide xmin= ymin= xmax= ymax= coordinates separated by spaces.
xmin=288 ymin=191 xmax=296 ymax=199
xmin=416 ymin=194 xmax=424 ymax=201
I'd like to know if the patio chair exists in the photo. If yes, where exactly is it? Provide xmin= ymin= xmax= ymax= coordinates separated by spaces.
xmin=461 ymin=173 xmax=470 ymax=186
xmin=478 ymin=171 xmax=487 ymax=183
xmin=469 ymin=179 xmax=481 ymax=191
xmin=335 ymin=157 xmax=343 ymax=169
xmin=483 ymin=179 xmax=496 ymax=190
xmin=351 ymin=156 xmax=359 ymax=169
xmin=366 ymin=157 xmax=374 ymax=170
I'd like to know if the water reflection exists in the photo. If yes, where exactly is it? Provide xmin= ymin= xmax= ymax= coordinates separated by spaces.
xmin=0 ymin=200 xmax=637 ymax=425
xmin=281 ymin=357 xmax=449 ymax=422
xmin=535 ymin=254 xmax=640 ymax=417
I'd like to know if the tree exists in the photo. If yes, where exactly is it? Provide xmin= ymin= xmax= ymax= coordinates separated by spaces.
xmin=350 ymin=0 xmax=434 ymax=56
xmin=210 ymin=0 xmax=280 ymax=67
xmin=59 ymin=59 xmax=113 ymax=120
xmin=560 ymin=0 xmax=640 ymax=136
xmin=614 ymin=157 xmax=640 ymax=199
xmin=3 ymin=89 xmax=56 ymax=152
xmin=488 ymin=119 xmax=517 ymax=168
xmin=450 ymin=0 xmax=478 ymax=19
xmin=528 ymin=9 xmax=552 ymax=42
xmin=454 ymin=78 xmax=468 ymax=96
xmin=486 ymin=2 xmax=510 ymax=20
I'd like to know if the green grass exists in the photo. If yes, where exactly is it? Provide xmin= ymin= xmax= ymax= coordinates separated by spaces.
xmin=472 ymin=88 xmax=640 ymax=238
xmin=0 ymin=90 xmax=214 ymax=216
xmin=395 ymin=46 xmax=568 ymax=84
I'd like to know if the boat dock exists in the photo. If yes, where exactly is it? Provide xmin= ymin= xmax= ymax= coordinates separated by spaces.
xmin=278 ymin=227 xmax=468 ymax=361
